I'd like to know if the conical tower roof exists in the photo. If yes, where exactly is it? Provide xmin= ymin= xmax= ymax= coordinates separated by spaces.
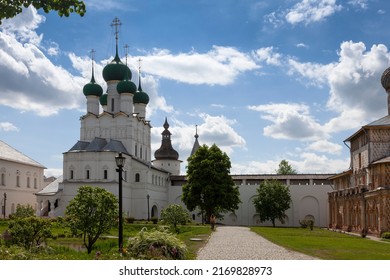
xmin=154 ymin=118 xmax=179 ymax=160
xmin=190 ymin=125 xmax=200 ymax=156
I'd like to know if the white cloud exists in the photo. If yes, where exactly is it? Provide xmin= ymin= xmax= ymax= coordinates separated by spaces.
xmin=287 ymin=58 xmax=335 ymax=86
xmin=263 ymin=11 xmax=285 ymax=28
xmin=248 ymin=103 xmax=327 ymax=141
xmin=326 ymin=42 xmax=390 ymax=115
xmin=287 ymin=41 xmax=390 ymax=131
xmin=139 ymin=46 xmax=259 ymax=85
xmin=0 ymin=122 xmax=19 ymax=132
xmin=306 ymin=139 xmax=342 ymax=155
xmin=253 ymin=47 xmax=282 ymax=66
xmin=0 ymin=8 xmax=86 ymax=116
xmin=285 ymin=0 xmax=342 ymax=25
xmin=46 ymin=41 xmax=60 ymax=56
xmin=44 ymin=168 xmax=63 ymax=178
xmin=151 ymin=113 xmax=246 ymax=162
xmin=296 ymin=43 xmax=309 ymax=48
xmin=292 ymin=152 xmax=349 ymax=173
xmin=231 ymin=153 xmax=349 ymax=174
xmin=1 ymin=6 xmax=45 ymax=45
xmin=232 ymin=160 xmax=280 ymax=174
xmin=348 ymin=0 xmax=368 ymax=10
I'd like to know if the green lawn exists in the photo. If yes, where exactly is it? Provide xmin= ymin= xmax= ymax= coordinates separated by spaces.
xmin=251 ymin=227 xmax=390 ymax=260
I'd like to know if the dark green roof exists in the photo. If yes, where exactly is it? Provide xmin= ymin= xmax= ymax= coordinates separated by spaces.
xmin=133 ymin=90 xmax=149 ymax=104
xmin=83 ymin=75 xmax=103 ymax=97
xmin=102 ymin=54 xmax=131 ymax=82
xmin=100 ymin=93 xmax=108 ymax=105
xmin=117 ymin=79 xmax=137 ymax=94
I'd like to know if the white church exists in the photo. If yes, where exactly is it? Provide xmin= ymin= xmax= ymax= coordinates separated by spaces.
xmin=35 ymin=19 xmax=333 ymax=227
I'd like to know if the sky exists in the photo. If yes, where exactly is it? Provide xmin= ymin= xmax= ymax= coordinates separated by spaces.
xmin=1 ymin=0 xmax=390 ymax=177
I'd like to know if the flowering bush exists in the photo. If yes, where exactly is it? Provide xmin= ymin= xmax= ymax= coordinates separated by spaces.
xmin=126 ymin=227 xmax=187 ymax=260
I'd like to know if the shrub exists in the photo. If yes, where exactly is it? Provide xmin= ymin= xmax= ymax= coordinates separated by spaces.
xmin=126 ymin=227 xmax=187 ymax=260
xmin=299 ymin=219 xmax=314 ymax=230
xmin=381 ymin=232 xmax=390 ymax=239
xmin=125 ymin=217 xmax=135 ymax=224
xmin=8 ymin=217 xmax=53 ymax=249
xmin=161 ymin=204 xmax=189 ymax=230
xmin=11 ymin=204 xmax=35 ymax=219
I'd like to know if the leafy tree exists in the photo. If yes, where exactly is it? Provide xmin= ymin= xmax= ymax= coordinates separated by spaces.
xmin=182 ymin=144 xmax=241 ymax=226
xmin=276 ymin=159 xmax=297 ymax=175
xmin=161 ymin=204 xmax=189 ymax=231
xmin=12 ymin=204 xmax=35 ymax=219
xmin=0 ymin=0 xmax=86 ymax=24
xmin=8 ymin=217 xmax=52 ymax=249
xmin=253 ymin=179 xmax=292 ymax=227
xmin=65 ymin=185 xmax=118 ymax=254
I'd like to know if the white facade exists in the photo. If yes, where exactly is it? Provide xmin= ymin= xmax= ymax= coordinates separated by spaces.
xmin=0 ymin=140 xmax=45 ymax=217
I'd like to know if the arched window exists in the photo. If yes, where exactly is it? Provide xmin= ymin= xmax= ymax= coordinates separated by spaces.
xmin=135 ymin=173 xmax=140 ymax=182
xmin=70 ymin=169 xmax=74 ymax=180
xmin=1 ymin=173 xmax=5 ymax=186
xmin=27 ymin=177 xmax=30 ymax=188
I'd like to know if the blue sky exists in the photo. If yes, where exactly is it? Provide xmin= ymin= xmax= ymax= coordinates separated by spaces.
xmin=1 ymin=0 xmax=390 ymax=177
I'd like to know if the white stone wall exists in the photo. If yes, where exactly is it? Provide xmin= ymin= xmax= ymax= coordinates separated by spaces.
xmin=167 ymin=177 xmax=332 ymax=227
xmin=0 ymin=160 xmax=45 ymax=217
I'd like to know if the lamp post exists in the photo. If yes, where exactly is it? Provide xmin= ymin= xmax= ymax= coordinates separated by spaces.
xmin=146 ymin=194 xmax=150 ymax=221
xmin=115 ymin=152 xmax=126 ymax=252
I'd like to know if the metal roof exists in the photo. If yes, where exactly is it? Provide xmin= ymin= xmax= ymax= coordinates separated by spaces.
xmin=67 ymin=137 xmax=129 ymax=154
xmin=345 ymin=115 xmax=390 ymax=142
xmin=36 ymin=175 xmax=63 ymax=196
xmin=0 ymin=140 xmax=46 ymax=168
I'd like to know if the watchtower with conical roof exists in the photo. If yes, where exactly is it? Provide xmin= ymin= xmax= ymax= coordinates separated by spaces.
xmin=152 ymin=118 xmax=182 ymax=175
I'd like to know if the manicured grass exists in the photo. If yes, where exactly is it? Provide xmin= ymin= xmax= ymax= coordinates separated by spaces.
xmin=251 ymin=227 xmax=390 ymax=260
xmin=175 ymin=225 xmax=212 ymax=260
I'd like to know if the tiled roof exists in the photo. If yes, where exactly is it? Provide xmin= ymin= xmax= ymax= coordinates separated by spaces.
xmin=0 ymin=140 xmax=46 ymax=168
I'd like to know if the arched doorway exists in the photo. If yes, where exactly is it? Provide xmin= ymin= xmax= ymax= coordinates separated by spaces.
xmin=151 ymin=205 xmax=158 ymax=218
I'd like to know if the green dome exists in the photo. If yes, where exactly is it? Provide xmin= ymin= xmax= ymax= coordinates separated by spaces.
xmin=133 ymin=90 xmax=149 ymax=104
xmin=100 ymin=93 xmax=108 ymax=106
xmin=134 ymin=74 xmax=149 ymax=104
xmin=102 ymin=54 xmax=131 ymax=82
xmin=117 ymin=79 xmax=137 ymax=94
xmin=83 ymin=75 xmax=103 ymax=97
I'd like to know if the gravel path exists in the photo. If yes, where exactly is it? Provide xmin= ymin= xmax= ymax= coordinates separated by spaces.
xmin=196 ymin=226 xmax=317 ymax=260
